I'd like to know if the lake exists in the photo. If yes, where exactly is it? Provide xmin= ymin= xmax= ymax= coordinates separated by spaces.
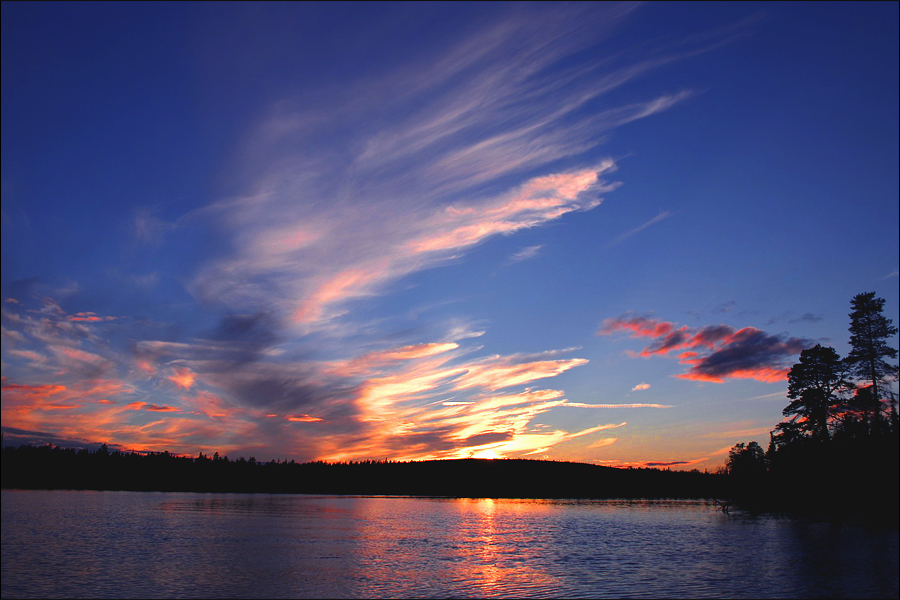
xmin=2 ymin=490 xmax=897 ymax=598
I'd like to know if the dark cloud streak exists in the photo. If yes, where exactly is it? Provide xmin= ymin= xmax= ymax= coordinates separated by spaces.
xmin=600 ymin=314 xmax=811 ymax=383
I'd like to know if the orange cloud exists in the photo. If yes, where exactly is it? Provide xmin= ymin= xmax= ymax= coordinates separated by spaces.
xmin=168 ymin=367 xmax=196 ymax=390
xmin=145 ymin=404 xmax=180 ymax=412
xmin=309 ymin=340 xmax=620 ymax=463
xmin=1 ymin=382 xmax=67 ymax=401
xmin=286 ymin=414 xmax=324 ymax=423
xmin=135 ymin=359 xmax=156 ymax=375
xmin=676 ymin=366 xmax=788 ymax=384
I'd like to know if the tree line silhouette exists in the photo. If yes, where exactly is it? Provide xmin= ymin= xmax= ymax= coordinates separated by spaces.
xmin=0 ymin=445 xmax=725 ymax=499
xmin=725 ymin=292 xmax=899 ymax=517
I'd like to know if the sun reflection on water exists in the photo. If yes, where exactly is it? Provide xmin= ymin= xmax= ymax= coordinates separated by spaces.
xmin=441 ymin=498 xmax=564 ymax=597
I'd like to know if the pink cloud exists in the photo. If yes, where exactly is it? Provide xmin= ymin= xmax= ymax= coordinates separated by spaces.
xmin=194 ymin=167 xmax=609 ymax=331
xmin=598 ymin=314 xmax=676 ymax=338
xmin=8 ymin=349 xmax=47 ymax=363
xmin=600 ymin=314 xmax=810 ymax=384
xmin=68 ymin=312 xmax=117 ymax=322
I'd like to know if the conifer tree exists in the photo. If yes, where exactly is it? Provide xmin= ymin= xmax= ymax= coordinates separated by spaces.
xmin=785 ymin=344 xmax=851 ymax=441
xmin=845 ymin=292 xmax=898 ymax=428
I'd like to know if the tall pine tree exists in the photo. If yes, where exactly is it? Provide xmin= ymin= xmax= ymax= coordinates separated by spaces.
xmin=785 ymin=344 xmax=851 ymax=441
xmin=845 ymin=292 xmax=898 ymax=429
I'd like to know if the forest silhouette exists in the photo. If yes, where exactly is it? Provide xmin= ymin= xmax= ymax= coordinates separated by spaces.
xmin=1 ymin=447 xmax=724 ymax=499
xmin=724 ymin=292 xmax=899 ymax=518
xmin=3 ymin=293 xmax=897 ymax=518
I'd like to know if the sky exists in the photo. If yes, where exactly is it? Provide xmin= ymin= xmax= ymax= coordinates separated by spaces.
xmin=2 ymin=2 xmax=898 ymax=470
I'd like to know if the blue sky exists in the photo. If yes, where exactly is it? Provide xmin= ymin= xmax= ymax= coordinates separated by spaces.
xmin=2 ymin=2 xmax=897 ymax=469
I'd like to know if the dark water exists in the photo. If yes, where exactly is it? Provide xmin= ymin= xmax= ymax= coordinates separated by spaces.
xmin=2 ymin=491 xmax=897 ymax=599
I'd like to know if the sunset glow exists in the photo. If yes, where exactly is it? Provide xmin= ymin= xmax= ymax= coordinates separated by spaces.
xmin=2 ymin=3 xmax=897 ymax=471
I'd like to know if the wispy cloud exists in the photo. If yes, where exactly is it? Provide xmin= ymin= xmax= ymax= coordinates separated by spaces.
xmin=608 ymin=210 xmax=673 ymax=246
xmin=738 ymin=391 xmax=789 ymax=402
xmin=133 ymin=209 xmax=175 ymax=247
xmin=713 ymin=301 xmax=736 ymax=314
xmin=788 ymin=313 xmax=822 ymax=324
xmin=192 ymin=167 xmax=615 ymax=331
xmin=184 ymin=4 xmax=727 ymax=334
xmin=509 ymin=245 xmax=544 ymax=264
xmin=700 ymin=424 xmax=774 ymax=440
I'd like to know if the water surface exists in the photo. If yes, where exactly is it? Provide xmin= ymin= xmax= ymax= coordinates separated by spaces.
xmin=2 ymin=491 xmax=897 ymax=598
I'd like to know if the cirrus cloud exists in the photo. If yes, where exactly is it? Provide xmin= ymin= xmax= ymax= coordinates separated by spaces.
xmin=1 ymin=4 xmax=750 ymax=463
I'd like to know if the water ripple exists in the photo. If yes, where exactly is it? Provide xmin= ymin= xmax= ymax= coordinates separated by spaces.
xmin=3 ymin=492 xmax=897 ymax=599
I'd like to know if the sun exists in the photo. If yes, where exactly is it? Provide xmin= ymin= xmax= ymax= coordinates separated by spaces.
xmin=471 ymin=449 xmax=503 ymax=460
